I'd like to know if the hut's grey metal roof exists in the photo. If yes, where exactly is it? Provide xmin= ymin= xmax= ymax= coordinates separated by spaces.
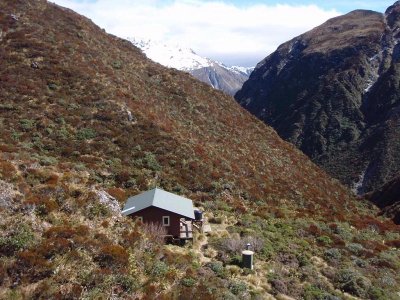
xmin=122 ymin=188 xmax=195 ymax=219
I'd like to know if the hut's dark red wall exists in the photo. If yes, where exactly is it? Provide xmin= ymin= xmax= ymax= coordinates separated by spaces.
xmin=129 ymin=206 xmax=182 ymax=237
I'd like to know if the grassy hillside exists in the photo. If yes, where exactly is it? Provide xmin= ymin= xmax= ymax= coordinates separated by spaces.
xmin=0 ymin=1 xmax=399 ymax=298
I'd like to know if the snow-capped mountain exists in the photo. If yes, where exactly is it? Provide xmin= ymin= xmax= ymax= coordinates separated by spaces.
xmin=129 ymin=38 xmax=254 ymax=95
xmin=230 ymin=66 xmax=254 ymax=76
xmin=130 ymin=38 xmax=212 ymax=71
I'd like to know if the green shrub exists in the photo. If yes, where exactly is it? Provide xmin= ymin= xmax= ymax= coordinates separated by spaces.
xmin=229 ymin=254 xmax=242 ymax=266
xmin=47 ymin=83 xmax=58 ymax=90
xmin=74 ymin=163 xmax=86 ymax=171
xmin=335 ymin=269 xmax=371 ymax=298
xmin=11 ymin=130 xmax=22 ymax=141
xmin=76 ymin=128 xmax=96 ymax=140
xmin=302 ymin=284 xmax=332 ymax=300
xmin=353 ymin=258 xmax=367 ymax=268
xmin=57 ymin=126 xmax=71 ymax=139
xmin=297 ymin=253 xmax=311 ymax=267
xmin=0 ymin=224 xmax=35 ymax=255
xmin=149 ymin=261 xmax=168 ymax=278
xmin=112 ymin=60 xmax=122 ymax=69
xmin=88 ymin=203 xmax=110 ymax=219
xmin=208 ymin=261 xmax=224 ymax=277
xmin=113 ymin=274 xmax=139 ymax=292
xmin=39 ymin=156 xmax=58 ymax=166
xmin=20 ymin=119 xmax=35 ymax=131
xmin=229 ymin=280 xmax=247 ymax=295
xmin=324 ymin=248 xmax=341 ymax=261
xmin=367 ymin=287 xmax=387 ymax=300
xmin=143 ymin=152 xmax=161 ymax=171
xmin=181 ymin=277 xmax=196 ymax=287
xmin=347 ymin=243 xmax=364 ymax=255
xmin=332 ymin=223 xmax=353 ymax=241
xmin=378 ymin=250 xmax=400 ymax=270
xmin=316 ymin=235 xmax=332 ymax=245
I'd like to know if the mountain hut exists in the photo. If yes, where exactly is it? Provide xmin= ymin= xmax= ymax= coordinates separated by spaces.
xmin=122 ymin=188 xmax=198 ymax=241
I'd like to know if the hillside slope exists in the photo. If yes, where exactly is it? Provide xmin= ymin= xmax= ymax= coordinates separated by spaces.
xmin=0 ymin=1 xmax=399 ymax=299
xmin=0 ymin=0 xmax=356 ymax=219
xmin=236 ymin=5 xmax=400 ymax=197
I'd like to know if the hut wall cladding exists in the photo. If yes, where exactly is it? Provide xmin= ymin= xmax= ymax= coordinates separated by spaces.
xmin=129 ymin=206 xmax=182 ymax=237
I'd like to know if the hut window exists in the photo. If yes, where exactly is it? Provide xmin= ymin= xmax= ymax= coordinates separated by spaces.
xmin=137 ymin=216 xmax=143 ymax=222
xmin=162 ymin=216 xmax=170 ymax=226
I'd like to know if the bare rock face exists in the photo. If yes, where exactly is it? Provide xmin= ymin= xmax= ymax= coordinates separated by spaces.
xmin=235 ymin=5 xmax=400 ymax=198
xmin=189 ymin=63 xmax=250 ymax=96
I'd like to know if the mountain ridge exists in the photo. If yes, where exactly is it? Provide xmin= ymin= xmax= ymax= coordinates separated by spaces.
xmin=130 ymin=38 xmax=254 ymax=95
xmin=235 ymin=5 xmax=400 ymax=198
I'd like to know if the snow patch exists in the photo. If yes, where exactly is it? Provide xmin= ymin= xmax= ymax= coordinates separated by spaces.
xmin=364 ymin=50 xmax=384 ymax=93
xmin=351 ymin=167 xmax=368 ymax=195
xmin=364 ymin=80 xmax=375 ymax=93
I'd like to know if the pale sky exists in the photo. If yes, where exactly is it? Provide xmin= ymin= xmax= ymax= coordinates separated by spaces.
xmin=51 ymin=0 xmax=396 ymax=66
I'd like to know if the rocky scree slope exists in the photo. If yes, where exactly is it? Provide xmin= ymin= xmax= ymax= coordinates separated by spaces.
xmin=236 ymin=4 xmax=400 ymax=198
xmin=0 ymin=0 xmax=399 ymax=299
xmin=130 ymin=38 xmax=252 ymax=96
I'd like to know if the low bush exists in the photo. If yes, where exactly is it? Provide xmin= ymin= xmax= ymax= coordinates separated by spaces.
xmin=20 ymin=119 xmax=35 ymax=131
xmin=334 ymin=269 xmax=371 ymax=298
xmin=228 ymin=280 xmax=247 ymax=295
xmin=323 ymin=248 xmax=341 ymax=262
xmin=181 ymin=277 xmax=196 ymax=287
xmin=0 ymin=223 xmax=35 ymax=256
xmin=87 ymin=203 xmax=110 ymax=219
xmin=347 ymin=243 xmax=364 ymax=255
xmin=76 ymin=128 xmax=96 ymax=140
xmin=367 ymin=287 xmax=388 ymax=300
xmin=148 ymin=261 xmax=168 ymax=278
xmin=208 ymin=261 xmax=225 ymax=277
xmin=96 ymin=245 xmax=128 ymax=267
xmin=316 ymin=235 xmax=332 ymax=246
xmin=38 ymin=237 xmax=72 ymax=258
xmin=302 ymin=284 xmax=336 ymax=300
xmin=270 ymin=278 xmax=288 ymax=295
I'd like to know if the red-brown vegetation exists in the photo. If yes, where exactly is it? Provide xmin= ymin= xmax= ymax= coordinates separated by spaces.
xmin=0 ymin=160 xmax=17 ymax=180
xmin=352 ymin=216 xmax=400 ymax=233
xmin=386 ymin=240 xmax=400 ymax=248
xmin=106 ymin=187 xmax=126 ymax=203
xmin=96 ymin=244 xmax=129 ymax=267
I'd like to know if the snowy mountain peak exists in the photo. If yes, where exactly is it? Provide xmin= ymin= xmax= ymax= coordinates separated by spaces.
xmin=129 ymin=37 xmax=213 ymax=71
xmin=128 ymin=37 xmax=254 ymax=95
xmin=230 ymin=66 xmax=255 ymax=76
